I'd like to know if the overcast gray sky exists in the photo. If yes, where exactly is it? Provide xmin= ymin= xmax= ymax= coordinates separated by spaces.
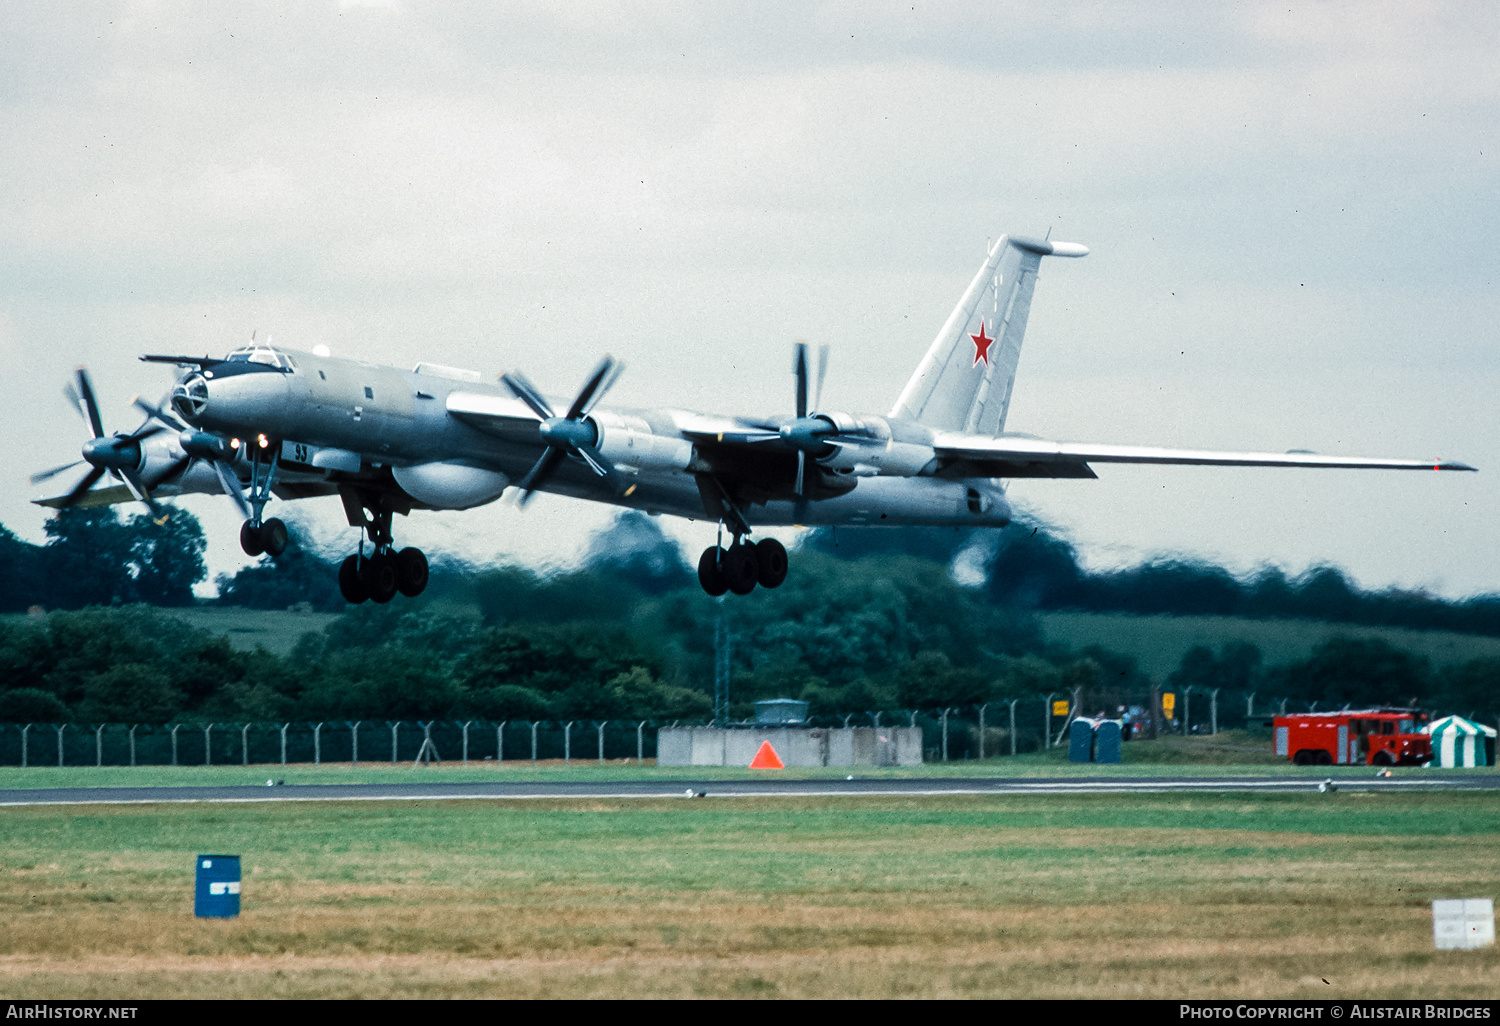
xmin=3 ymin=1 xmax=1496 ymax=597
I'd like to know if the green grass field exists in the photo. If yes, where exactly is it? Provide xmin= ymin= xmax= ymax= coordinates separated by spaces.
xmin=1 ymin=790 xmax=1497 ymax=998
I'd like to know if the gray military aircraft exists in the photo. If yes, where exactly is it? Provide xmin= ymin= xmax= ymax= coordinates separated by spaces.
xmin=34 ymin=233 xmax=1476 ymax=604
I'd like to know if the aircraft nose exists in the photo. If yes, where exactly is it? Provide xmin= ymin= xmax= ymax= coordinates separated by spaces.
xmin=171 ymin=374 xmax=210 ymax=424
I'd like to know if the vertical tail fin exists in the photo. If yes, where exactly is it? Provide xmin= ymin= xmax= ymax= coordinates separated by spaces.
xmin=890 ymin=234 xmax=1086 ymax=435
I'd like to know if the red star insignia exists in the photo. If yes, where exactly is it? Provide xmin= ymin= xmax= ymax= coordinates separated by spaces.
xmin=970 ymin=321 xmax=994 ymax=366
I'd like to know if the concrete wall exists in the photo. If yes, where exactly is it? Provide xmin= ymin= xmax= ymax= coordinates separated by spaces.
xmin=657 ymin=726 xmax=923 ymax=767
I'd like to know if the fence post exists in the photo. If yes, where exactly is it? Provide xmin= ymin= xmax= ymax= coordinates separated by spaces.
xmin=977 ymin=703 xmax=988 ymax=760
xmin=870 ymin=711 xmax=882 ymax=728
xmin=313 ymin=722 xmax=323 ymax=765
xmin=170 ymin=723 xmax=181 ymax=766
xmin=280 ymin=723 xmax=289 ymax=766
xmin=941 ymin=708 xmax=950 ymax=762
xmin=564 ymin=721 xmax=574 ymax=765
xmin=596 ymin=721 xmax=606 ymax=765
xmin=1150 ymin=686 xmax=1161 ymax=740
xmin=637 ymin=721 xmax=646 ymax=762
xmin=54 ymin=723 xmax=66 ymax=767
xmin=388 ymin=721 xmax=400 ymax=764
xmin=460 ymin=721 xmax=473 ymax=767
xmin=241 ymin=723 xmax=250 ymax=766
xmin=349 ymin=721 xmax=361 ymax=766
xmin=530 ymin=721 xmax=538 ymax=765
xmin=497 ymin=721 xmax=506 ymax=765
xmin=1279 ymin=697 xmax=1288 ymax=715
xmin=1009 ymin=699 xmax=1018 ymax=757
xmin=21 ymin=724 xmax=30 ymax=768
xmin=908 ymin=709 xmax=918 ymax=728
xmin=128 ymin=724 xmax=137 ymax=768
xmin=94 ymin=724 xmax=105 ymax=767
xmin=1043 ymin=694 xmax=1054 ymax=748
xmin=203 ymin=723 xmax=214 ymax=766
xmin=1210 ymin=688 xmax=1220 ymax=736
xmin=1246 ymin=692 xmax=1256 ymax=719
xmin=1184 ymin=687 xmax=1192 ymax=735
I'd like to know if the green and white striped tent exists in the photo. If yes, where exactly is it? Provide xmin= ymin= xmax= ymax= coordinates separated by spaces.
xmin=1424 ymin=716 xmax=1497 ymax=768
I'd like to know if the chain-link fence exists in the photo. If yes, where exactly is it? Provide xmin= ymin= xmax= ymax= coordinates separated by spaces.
xmin=0 ymin=687 xmax=1389 ymax=767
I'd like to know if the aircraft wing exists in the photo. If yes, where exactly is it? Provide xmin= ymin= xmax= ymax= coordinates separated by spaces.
xmin=33 ymin=484 xmax=136 ymax=509
xmin=930 ymin=433 xmax=1477 ymax=479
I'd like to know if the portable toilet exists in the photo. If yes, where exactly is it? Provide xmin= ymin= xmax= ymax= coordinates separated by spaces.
xmin=1426 ymin=716 xmax=1497 ymax=768
xmin=1068 ymin=718 xmax=1096 ymax=763
xmin=1094 ymin=720 xmax=1123 ymax=764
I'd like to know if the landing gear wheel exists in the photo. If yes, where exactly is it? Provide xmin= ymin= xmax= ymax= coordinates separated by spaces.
xmin=338 ymin=555 xmax=369 ymax=604
xmin=724 ymin=543 xmax=759 ymax=596
xmin=697 ymin=547 xmax=728 ymax=597
xmin=361 ymin=552 xmax=399 ymax=604
xmin=239 ymin=520 xmax=265 ymax=557
xmin=755 ymin=538 xmax=788 ymax=588
xmin=396 ymin=547 xmax=429 ymax=597
xmin=260 ymin=518 xmax=289 ymax=558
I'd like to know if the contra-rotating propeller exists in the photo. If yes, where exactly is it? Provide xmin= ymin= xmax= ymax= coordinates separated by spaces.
xmin=129 ymin=396 xmax=253 ymax=519
xmin=501 ymin=356 xmax=629 ymax=506
xmin=778 ymin=341 xmax=833 ymax=521
xmin=31 ymin=367 xmax=168 ymax=516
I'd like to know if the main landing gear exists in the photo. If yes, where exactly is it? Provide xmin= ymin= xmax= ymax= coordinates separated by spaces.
xmin=238 ymin=441 xmax=290 ymax=557
xmin=697 ymin=536 xmax=787 ymax=597
xmin=336 ymin=489 xmax=428 ymax=605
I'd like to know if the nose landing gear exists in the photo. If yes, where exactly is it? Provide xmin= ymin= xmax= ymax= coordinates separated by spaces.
xmin=697 ymin=535 xmax=787 ymax=597
xmin=238 ymin=443 xmax=289 ymax=557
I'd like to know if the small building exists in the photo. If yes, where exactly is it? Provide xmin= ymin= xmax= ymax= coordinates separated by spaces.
xmin=1425 ymin=716 xmax=1497 ymax=768
xmin=754 ymin=699 xmax=809 ymax=725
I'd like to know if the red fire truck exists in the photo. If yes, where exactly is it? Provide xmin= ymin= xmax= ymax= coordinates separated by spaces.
xmin=1273 ymin=709 xmax=1432 ymax=766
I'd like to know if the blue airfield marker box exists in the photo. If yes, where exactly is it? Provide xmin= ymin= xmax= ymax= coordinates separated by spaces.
xmin=194 ymin=854 xmax=241 ymax=918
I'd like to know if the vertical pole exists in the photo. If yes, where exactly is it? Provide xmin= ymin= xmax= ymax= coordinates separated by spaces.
xmin=242 ymin=724 xmax=250 ymax=766
xmin=941 ymin=708 xmax=949 ymax=762
xmin=95 ymin=724 xmax=104 ymax=767
xmin=1043 ymin=694 xmax=1054 ymax=749
xmin=842 ymin=713 xmax=853 ymax=729
xmin=530 ymin=721 xmax=538 ymax=765
xmin=977 ymin=704 xmax=988 ymax=761
xmin=128 ymin=725 xmax=137 ymax=768
xmin=170 ymin=724 xmax=179 ymax=766
xmin=313 ymin=723 xmax=322 ymax=765
xmin=1246 ymin=692 xmax=1256 ymax=719
xmin=56 ymin=724 xmax=66 ymax=767
xmin=637 ymin=721 xmax=646 ymax=762
xmin=280 ymin=723 xmax=289 ymax=766
xmin=204 ymin=723 xmax=213 ymax=766
xmin=564 ymin=722 xmax=573 ymax=765
xmin=871 ymin=711 xmax=882 ymax=728
xmin=597 ymin=721 xmax=606 ymax=765
xmin=1279 ymin=698 xmax=1288 ymax=715
xmin=1068 ymin=685 xmax=1082 ymax=743
xmin=350 ymin=722 xmax=360 ymax=766
xmin=1009 ymin=700 xmax=1017 ymax=757
xmin=461 ymin=721 xmax=471 ymax=767
xmin=1184 ymin=688 xmax=1192 ymax=735
xmin=389 ymin=721 xmax=399 ymax=764
xmin=497 ymin=721 xmax=506 ymax=766
xmin=21 ymin=724 xmax=30 ymax=768
xmin=1211 ymin=689 xmax=1220 ymax=736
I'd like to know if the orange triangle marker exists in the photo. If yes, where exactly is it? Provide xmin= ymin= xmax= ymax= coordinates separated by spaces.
xmin=749 ymin=740 xmax=784 ymax=769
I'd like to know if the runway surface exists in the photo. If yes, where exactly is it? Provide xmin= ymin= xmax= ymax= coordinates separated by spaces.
xmin=2 ymin=773 xmax=1498 ymax=806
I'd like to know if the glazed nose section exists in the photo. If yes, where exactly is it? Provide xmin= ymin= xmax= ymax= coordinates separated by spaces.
xmin=172 ymin=374 xmax=209 ymax=424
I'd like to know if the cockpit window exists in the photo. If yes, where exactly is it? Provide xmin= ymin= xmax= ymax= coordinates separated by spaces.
xmin=226 ymin=345 xmax=293 ymax=371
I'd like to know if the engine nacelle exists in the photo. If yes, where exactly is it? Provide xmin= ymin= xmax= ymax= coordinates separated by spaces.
xmin=811 ymin=414 xmax=934 ymax=478
xmin=591 ymin=412 xmax=694 ymax=474
xmin=392 ymin=461 xmax=509 ymax=510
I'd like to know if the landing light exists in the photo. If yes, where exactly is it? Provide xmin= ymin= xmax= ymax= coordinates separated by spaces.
xmin=257 ymin=434 xmax=269 ymax=449
xmin=230 ymin=438 xmax=241 ymax=449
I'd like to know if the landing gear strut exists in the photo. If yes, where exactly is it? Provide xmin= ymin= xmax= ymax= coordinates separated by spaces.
xmin=697 ymin=533 xmax=787 ymax=597
xmin=336 ymin=487 xmax=428 ymax=605
xmin=238 ymin=441 xmax=289 ymax=557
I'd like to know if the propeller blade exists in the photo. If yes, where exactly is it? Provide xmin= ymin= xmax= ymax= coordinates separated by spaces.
xmin=501 ymin=371 xmax=556 ymax=421
xmin=31 ymin=459 xmax=85 ymax=485
xmin=147 ymin=455 xmax=192 ymax=490
xmin=813 ymin=344 xmax=829 ymax=413
xmin=126 ymin=424 xmax=164 ymax=443
xmin=211 ymin=460 xmax=252 ymax=519
xmin=133 ymin=396 xmax=189 ymax=432
xmin=60 ymin=466 xmax=106 ymax=508
xmin=575 ymin=443 xmax=630 ymax=495
xmin=75 ymin=368 xmax=104 ymax=439
xmin=795 ymin=450 xmax=805 ymax=497
xmin=566 ymin=355 xmax=617 ymax=420
xmin=516 ymin=445 xmax=567 ymax=505
xmin=793 ymin=342 xmax=808 ymax=419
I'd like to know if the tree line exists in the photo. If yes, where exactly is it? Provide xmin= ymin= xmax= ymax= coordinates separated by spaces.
xmin=0 ymin=509 xmax=1494 ymax=726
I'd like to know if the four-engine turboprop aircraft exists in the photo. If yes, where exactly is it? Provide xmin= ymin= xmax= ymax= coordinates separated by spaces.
xmin=33 ymin=233 xmax=1476 ymax=603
